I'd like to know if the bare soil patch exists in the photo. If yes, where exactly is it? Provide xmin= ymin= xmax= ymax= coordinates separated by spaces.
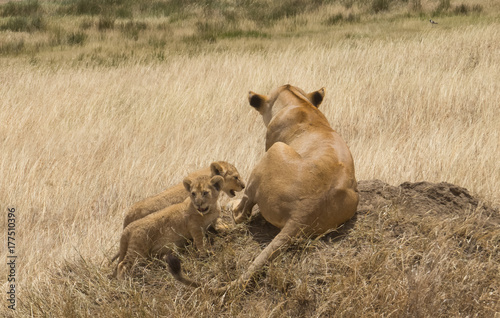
xmin=358 ymin=179 xmax=497 ymax=217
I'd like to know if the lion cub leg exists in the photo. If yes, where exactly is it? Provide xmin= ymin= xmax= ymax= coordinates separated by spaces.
xmin=117 ymin=249 xmax=147 ymax=279
xmin=117 ymin=260 xmax=129 ymax=279
xmin=190 ymin=226 xmax=211 ymax=257
xmin=116 ymin=230 xmax=147 ymax=279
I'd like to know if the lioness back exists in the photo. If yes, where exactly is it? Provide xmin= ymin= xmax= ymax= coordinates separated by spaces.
xmin=122 ymin=161 xmax=245 ymax=229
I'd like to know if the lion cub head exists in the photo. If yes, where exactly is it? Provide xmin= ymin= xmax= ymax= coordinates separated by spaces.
xmin=210 ymin=161 xmax=245 ymax=198
xmin=183 ymin=175 xmax=224 ymax=215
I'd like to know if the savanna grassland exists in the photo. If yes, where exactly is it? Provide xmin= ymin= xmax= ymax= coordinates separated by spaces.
xmin=1 ymin=0 xmax=499 ymax=317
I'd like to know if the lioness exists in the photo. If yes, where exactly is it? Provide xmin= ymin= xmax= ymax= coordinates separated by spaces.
xmin=114 ymin=175 xmax=224 ymax=279
xmin=110 ymin=161 xmax=244 ymax=263
xmin=168 ymin=84 xmax=359 ymax=292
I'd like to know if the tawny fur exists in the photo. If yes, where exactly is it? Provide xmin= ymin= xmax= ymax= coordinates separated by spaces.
xmin=110 ymin=161 xmax=245 ymax=263
xmin=166 ymin=254 xmax=200 ymax=288
xmin=113 ymin=175 xmax=224 ymax=279
xmin=168 ymin=84 xmax=359 ymax=292
xmin=123 ymin=161 xmax=244 ymax=229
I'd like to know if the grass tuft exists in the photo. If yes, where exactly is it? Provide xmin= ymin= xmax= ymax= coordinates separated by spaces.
xmin=67 ymin=31 xmax=87 ymax=46
xmin=0 ymin=37 xmax=24 ymax=54
xmin=371 ymin=0 xmax=391 ymax=13
xmin=97 ymin=15 xmax=115 ymax=31
xmin=0 ymin=15 xmax=45 ymax=32
xmin=325 ymin=12 xmax=360 ymax=25
xmin=453 ymin=3 xmax=483 ymax=15
xmin=0 ymin=0 xmax=41 ymax=17
xmin=119 ymin=20 xmax=148 ymax=40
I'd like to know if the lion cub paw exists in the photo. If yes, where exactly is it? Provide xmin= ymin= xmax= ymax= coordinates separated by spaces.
xmin=214 ymin=219 xmax=232 ymax=233
xmin=198 ymin=249 xmax=214 ymax=259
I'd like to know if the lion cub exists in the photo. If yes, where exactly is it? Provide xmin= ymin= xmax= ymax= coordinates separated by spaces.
xmin=122 ymin=161 xmax=245 ymax=229
xmin=110 ymin=161 xmax=245 ymax=264
xmin=115 ymin=175 xmax=224 ymax=279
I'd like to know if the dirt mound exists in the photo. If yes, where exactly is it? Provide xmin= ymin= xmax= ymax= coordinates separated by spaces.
xmin=357 ymin=179 xmax=497 ymax=217
xmin=245 ymin=179 xmax=498 ymax=242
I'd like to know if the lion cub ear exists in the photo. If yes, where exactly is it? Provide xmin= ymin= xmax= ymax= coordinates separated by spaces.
xmin=210 ymin=175 xmax=224 ymax=192
xmin=307 ymin=87 xmax=325 ymax=108
xmin=183 ymin=178 xmax=193 ymax=192
xmin=210 ymin=162 xmax=225 ymax=177
xmin=248 ymin=91 xmax=268 ymax=110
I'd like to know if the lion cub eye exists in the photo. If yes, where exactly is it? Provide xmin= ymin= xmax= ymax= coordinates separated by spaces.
xmin=233 ymin=176 xmax=239 ymax=180
xmin=191 ymin=192 xmax=196 ymax=197
xmin=202 ymin=191 xmax=209 ymax=197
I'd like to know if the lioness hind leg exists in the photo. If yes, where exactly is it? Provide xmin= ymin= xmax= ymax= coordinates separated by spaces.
xmin=230 ymin=220 xmax=301 ymax=290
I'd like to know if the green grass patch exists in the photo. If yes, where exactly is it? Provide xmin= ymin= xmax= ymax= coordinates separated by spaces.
xmin=188 ymin=19 xmax=270 ymax=43
xmin=67 ymin=31 xmax=87 ymax=46
xmin=325 ymin=13 xmax=361 ymax=25
xmin=371 ymin=0 xmax=391 ymax=14
xmin=119 ymin=20 xmax=148 ymax=40
xmin=453 ymin=3 xmax=483 ymax=15
xmin=0 ymin=0 xmax=491 ymax=63
xmin=0 ymin=0 xmax=41 ymax=17
xmin=97 ymin=15 xmax=115 ymax=31
xmin=0 ymin=0 xmax=45 ymax=32
xmin=0 ymin=15 xmax=45 ymax=32
xmin=219 ymin=29 xmax=269 ymax=39
xmin=0 ymin=38 xmax=25 ymax=54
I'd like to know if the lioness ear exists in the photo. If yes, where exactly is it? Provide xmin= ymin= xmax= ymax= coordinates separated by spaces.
xmin=183 ymin=178 xmax=193 ymax=192
xmin=307 ymin=87 xmax=325 ymax=108
xmin=210 ymin=175 xmax=224 ymax=192
xmin=248 ymin=91 xmax=268 ymax=110
xmin=210 ymin=162 xmax=225 ymax=177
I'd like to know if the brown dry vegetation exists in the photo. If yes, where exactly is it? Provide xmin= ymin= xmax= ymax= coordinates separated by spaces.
xmin=1 ymin=0 xmax=499 ymax=317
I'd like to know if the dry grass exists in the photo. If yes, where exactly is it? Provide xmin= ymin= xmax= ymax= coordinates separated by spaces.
xmin=1 ymin=2 xmax=500 ymax=316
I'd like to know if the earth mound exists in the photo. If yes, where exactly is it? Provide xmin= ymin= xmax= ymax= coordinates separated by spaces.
xmin=246 ymin=179 xmax=498 ymax=241
xmin=357 ymin=179 xmax=497 ymax=217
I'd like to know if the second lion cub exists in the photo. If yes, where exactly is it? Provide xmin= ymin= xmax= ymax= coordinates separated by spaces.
xmin=110 ymin=161 xmax=245 ymax=264
xmin=122 ymin=161 xmax=245 ymax=229
xmin=115 ymin=174 xmax=224 ymax=279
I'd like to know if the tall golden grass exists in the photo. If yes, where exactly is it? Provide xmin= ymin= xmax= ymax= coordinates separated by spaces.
xmin=1 ymin=18 xmax=499 ymax=316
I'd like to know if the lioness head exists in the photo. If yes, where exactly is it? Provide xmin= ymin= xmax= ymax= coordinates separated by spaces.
xmin=210 ymin=161 xmax=245 ymax=198
xmin=183 ymin=175 xmax=224 ymax=215
xmin=248 ymin=84 xmax=326 ymax=126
